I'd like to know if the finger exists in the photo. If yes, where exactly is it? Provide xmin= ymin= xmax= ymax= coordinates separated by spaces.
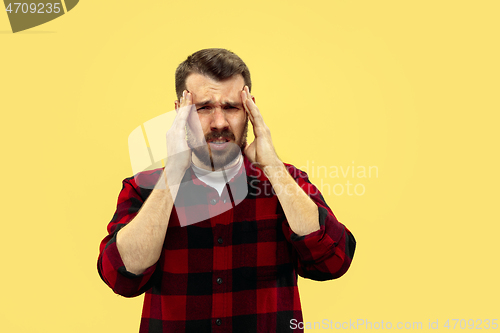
xmin=181 ymin=90 xmax=193 ymax=106
xmin=180 ymin=92 xmax=205 ymax=145
xmin=243 ymin=87 xmax=265 ymax=128
xmin=174 ymin=91 xmax=193 ymax=128
xmin=241 ymin=87 xmax=255 ymax=123
xmin=178 ymin=91 xmax=192 ymax=115
xmin=176 ymin=90 xmax=186 ymax=110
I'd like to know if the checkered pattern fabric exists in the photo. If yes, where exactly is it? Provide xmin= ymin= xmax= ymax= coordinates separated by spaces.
xmin=97 ymin=156 xmax=355 ymax=332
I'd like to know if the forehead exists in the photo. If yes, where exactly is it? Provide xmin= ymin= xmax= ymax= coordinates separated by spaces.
xmin=185 ymin=73 xmax=245 ymax=101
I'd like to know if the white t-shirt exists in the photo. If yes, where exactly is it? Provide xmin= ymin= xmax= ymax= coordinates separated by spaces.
xmin=191 ymin=157 xmax=244 ymax=197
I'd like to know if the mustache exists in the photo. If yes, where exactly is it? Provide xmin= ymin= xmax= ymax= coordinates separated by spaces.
xmin=205 ymin=130 xmax=235 ymax=142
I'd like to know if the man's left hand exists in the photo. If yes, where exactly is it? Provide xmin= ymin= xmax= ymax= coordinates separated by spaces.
xmin=241 ymin=86 xmax=282 ymax=170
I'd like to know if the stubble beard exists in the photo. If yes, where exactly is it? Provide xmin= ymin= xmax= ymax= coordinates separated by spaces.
xmin=187 ymin=120 xmax=248 ymax=171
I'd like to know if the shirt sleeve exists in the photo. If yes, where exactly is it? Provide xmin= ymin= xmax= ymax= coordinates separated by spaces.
xmin=281 ymin=165 xmax=356 ymax=281
xmin=97 ymin=177 xmax=158 ymax=297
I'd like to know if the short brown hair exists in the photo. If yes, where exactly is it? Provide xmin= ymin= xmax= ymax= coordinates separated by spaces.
xmin=175 ymin=48 xmax=252 ymax=100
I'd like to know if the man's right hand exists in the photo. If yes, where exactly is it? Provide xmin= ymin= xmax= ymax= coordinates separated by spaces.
xmin=116 ymin=91 xmax=200 ymax=275
xmin=166 ymin=90 xmax=195 ymax=174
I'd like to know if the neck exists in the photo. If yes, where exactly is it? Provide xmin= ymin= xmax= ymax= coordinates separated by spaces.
xmin=191 ymin=153 xmax=242 ymax=171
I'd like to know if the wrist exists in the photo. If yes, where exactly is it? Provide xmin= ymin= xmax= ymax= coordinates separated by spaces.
xmin=154 ymin=162 xmax=188 ymax=191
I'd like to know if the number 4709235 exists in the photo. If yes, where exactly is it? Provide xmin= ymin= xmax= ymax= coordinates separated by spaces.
xmin=6 ymin=3 xmax=62 ymax=14
xmin=443 ymin=319 xmax=498 ymax=329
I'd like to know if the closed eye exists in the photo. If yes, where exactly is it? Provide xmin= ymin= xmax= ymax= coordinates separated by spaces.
xmin=196 ymin=105 xmax=241 ymax=113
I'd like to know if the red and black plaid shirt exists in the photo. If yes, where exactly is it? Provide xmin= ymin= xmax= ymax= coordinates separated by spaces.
xmin=97 ymin=156 xmax=355 ymax=332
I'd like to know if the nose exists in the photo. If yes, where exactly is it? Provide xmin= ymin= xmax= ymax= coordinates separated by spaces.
xmin=210 ymin=107 xmax=229 ymax=131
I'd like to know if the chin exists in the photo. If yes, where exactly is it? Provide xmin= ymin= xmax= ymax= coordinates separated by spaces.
xmin=210 ymin=149 xmax=241 ymax=170
xmin=191 ymin=142 xmax=241 ymax=170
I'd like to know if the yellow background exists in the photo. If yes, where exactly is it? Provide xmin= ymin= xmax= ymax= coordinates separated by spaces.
xmin=1 ymin=0 xmax=499 ymax=332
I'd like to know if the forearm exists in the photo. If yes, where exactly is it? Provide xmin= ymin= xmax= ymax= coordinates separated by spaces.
xmin=264 ymin=163 xmax=320 ymax=236
xmin=269 ymin=164 xmax=355 ymax=279
xmin=116 ymin=167 xmax=184 ymax=275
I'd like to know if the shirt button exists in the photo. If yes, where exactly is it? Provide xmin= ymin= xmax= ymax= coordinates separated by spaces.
xmin=216 ymin=277 xmax=223 ymax=285
xmin=217 ymin=237 xmax=223 ymax=244
xmin=215 ymin=318 xmax=222 ymax=326
xmin=223 ymin=199 xmax=227 ymax=203
xmin=211 ymin=198 xmax=217 ymax=205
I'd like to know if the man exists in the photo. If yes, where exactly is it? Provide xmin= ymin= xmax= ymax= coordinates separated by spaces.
xmin=98 ymin=48 xmax=356 ymax=333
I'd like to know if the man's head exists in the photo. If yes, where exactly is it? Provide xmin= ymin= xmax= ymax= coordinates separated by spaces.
xmin=175 ymin=48 xmax=251 ymax=101
xmin=175 ymin=49 xmax=253 ymax=170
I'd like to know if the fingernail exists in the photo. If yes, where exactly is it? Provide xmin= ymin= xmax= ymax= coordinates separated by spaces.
xmin=183 ymin=90 xmax=187 ymax=98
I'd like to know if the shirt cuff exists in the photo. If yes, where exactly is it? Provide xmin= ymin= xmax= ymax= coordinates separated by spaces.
xmin=100 ymin=231 xmax=156 ymax=297
xmin=288 ymin=206 xmax=342 ymax=263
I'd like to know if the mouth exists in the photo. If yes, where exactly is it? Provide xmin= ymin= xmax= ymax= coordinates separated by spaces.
xmin=207 ymin=137 xmax=231 ymax=150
